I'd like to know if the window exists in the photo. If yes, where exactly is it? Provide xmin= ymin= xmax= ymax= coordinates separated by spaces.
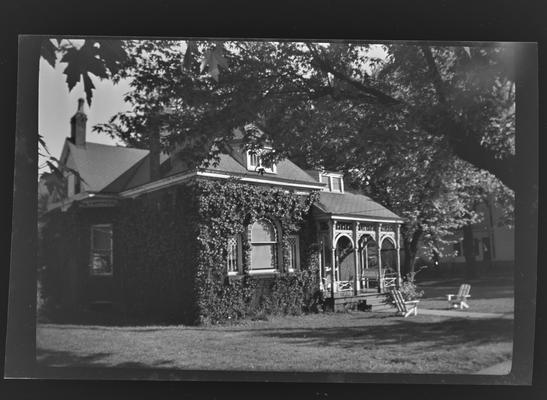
xmin=250 ymin=219 xmax=278 ymax=272
xmin=90 ymin=224 xmax=113 ymax=276
xmin=227 ymin=235 xmax=242 ymax=275
xmin=249 ymin=152 xmax=260 ymax=168
xmin=287 ymin=235 xmax=300 ymax=272
xmin=319 ymin=173 xmax=344 ymax=193
xmin=331 ymin=176 xmax=342 ymax=192
xmin=246 ymin=150 xmax=277 ymax=174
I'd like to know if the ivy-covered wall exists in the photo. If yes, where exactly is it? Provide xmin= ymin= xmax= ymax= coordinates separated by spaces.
xmin=191 ymin=179 xmax=321 ymax=324
xmin=42 ymin=178 xmax=323 ymax=325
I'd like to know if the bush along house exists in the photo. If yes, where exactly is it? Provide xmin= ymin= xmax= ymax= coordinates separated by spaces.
xmin=41 ymin=100 xmax=404 ymax=324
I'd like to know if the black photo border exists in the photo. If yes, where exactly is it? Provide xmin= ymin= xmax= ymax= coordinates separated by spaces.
xmin=1 ymin=0 xmax=543 ymax=399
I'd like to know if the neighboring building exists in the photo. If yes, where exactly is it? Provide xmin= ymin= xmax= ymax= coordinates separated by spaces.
xmin=440 ymin=199 xmax=514 ymax=270
xmin=41 ymin=100 xmax=404 ymax=323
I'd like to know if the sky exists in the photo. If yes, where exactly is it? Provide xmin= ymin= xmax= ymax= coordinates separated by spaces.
xmin=38 ymin=57 xmax=131 ymax=166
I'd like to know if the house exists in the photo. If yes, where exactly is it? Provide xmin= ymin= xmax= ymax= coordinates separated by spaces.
xmin=41 ymin=100 xmax=404 ymax=324
xmin=440 ymin=199 xmax=514 ymax=271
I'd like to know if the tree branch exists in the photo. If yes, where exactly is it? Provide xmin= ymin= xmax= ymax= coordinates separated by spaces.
xmin=306 ymin=43 xmax=402 ymax=106
xmin=420 ymin=46 xmax=515 ymax=190
xmin=420 ymin=46 xmax=447 ymax=104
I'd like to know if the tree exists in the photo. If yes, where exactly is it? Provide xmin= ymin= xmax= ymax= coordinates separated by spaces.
xmin=98 ymin=40 xmax=515 ymax=189
xmin=95 ymin=40 xmax=516 ymax=274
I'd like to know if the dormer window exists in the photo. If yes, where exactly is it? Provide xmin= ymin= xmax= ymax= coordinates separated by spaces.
xmin=246 ymin=149 xmax=277 ymax=174
xmin=320 ymin=172 xmax=344 ymax=193
xmin=331 ymin=176 xmax=342 ymax=192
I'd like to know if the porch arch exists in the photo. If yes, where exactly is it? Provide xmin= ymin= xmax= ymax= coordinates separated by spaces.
xmin=334 ymin=233 xmax=354 ymax=248
xmin=380 ymin=236 xmax=397 ymax=273
xmin=359 ymin=234 xmax=378 ymax=270
xmin=335 ymin=235 xmax=355 ymax=289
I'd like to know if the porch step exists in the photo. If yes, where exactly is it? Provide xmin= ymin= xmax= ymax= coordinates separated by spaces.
xmin=326 ymin=292 xmax=395 ymax=312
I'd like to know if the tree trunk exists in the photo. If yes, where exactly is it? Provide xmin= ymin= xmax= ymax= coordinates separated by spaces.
xmin=402 ymin=227 xmax=423 ymax=279
xmin=462 ymin=224 xmax=478 ymax=279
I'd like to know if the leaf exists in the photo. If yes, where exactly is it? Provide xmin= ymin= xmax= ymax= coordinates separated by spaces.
xmin=61 ymin=47 xmax=83 ymax=91
xmin=200 ymin=49 xmax=212 ymax=73
xmin=212 ymin=45 xmax=228 ymax=69
xmin=38 ymin=133 xmax=50 ymax=155
xmin=60 ymin=40 xmax=125 ymax=103
xmin=183 ymin=40 xmax=198 ymax=71
xmin=95 ymin=40 xmax=128 ymax=75
xmin=82 ymin=72 xmax=96 ymax=106
xmin=41 ymin=39 xmax=57 ymax=68
xmin=199 ymin=44 xmax=228 ymax=81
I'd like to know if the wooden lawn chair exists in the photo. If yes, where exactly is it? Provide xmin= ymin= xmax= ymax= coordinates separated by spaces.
xmin=447 ymin=284 xmax=471 ymax=309
xmin=390 ymin=289 xmax=419 ymax=317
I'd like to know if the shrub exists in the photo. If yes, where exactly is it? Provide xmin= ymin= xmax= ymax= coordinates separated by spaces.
xmin=399 ymin=276 xmax=424 ymax=301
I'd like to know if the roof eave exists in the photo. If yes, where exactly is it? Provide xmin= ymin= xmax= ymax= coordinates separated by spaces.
xmin=313 ymin=210 xmax=404 ymax=224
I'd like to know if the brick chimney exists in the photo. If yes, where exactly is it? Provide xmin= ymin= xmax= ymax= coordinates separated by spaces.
xmin=70 ymin=98 xmax=87 ymax=146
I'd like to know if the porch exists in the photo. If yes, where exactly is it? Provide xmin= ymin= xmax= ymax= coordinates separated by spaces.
xmin=315 ymin=218 xmax=403 ymax=303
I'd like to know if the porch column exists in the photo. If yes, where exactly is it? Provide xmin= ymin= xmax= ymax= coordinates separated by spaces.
xmin=376 ymin=223 xmax=383 ymax=293
xmin=352 ymin=221 xmax=359 ymax=295
xmin=316 ymin=221 xmax=323 ymax=290
xmin=396 ymin=224 xmax=402 ymax=288
xmin=330 ymin=246 xmax=336 ymax=298
xmin=328 ymin=220 xmax=336 ymax=298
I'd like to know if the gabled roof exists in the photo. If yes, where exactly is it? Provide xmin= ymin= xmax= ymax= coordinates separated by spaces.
xmin=65 ymin=140 xmax=149 ymax=192
xmin=203 ymin=154 xmax=320 ymax=185
xmin=314 ymin=191 xmax=402 ymax=221
xmin=103 ymin=152 xmax=170 ymax=192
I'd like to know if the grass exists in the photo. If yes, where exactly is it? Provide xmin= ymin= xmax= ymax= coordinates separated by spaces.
xmin=36 ymin=273 xmax=514 ymax=374
xmin=417 ymin=274 xmax=514 ymax=315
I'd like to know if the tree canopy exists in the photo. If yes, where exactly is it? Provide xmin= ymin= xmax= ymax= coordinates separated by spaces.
xmin=40 ymin=38 xmax=516 ymax=271
xmin=89 ymin=40 xmax=515 ymax=271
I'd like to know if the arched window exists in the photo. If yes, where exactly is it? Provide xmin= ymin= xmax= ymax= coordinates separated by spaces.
xmin=250 ymin=219 xmax=278 ymax=272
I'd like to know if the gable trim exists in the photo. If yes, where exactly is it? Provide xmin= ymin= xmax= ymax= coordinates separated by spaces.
xmin=120 ymin=171 xmax=198 ymax=198
xmin=119 ymin=170 xmax=325 ymax=198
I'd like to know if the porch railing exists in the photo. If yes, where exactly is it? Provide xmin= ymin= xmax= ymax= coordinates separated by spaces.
xmin=322 ymin=272 xmax=398 ymax=295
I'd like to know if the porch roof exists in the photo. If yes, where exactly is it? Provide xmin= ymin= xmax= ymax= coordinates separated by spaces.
xmin=314 ymin=191 xmax=403 ymax=222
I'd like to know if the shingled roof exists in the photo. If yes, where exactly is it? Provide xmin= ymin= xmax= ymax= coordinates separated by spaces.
xmin=65 ymin=141 xmax=149 ymax=192
xmin=67 ymin=140 xmax=322 ymax=194
xmin=314 ymin=191 xmax=402 ymax=221
xmin=202 ymin=154 xmax=320 ymax=185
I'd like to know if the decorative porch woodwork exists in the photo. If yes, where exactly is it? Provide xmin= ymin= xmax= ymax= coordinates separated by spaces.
xmin=318 ymin=218 xmax=403 ymax=300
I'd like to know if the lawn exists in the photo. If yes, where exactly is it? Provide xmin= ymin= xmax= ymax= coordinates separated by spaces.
xmin=417 ymin=274 xmax=514 ymax=315
xmin=36 ymin=272 xmax=514 ymax=375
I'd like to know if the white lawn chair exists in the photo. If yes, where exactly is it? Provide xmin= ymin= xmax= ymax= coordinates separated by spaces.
xmin=447 ymin=284 xmax=471 ymax=309
xmin=391 ymin=289 xmax=419 ymax=317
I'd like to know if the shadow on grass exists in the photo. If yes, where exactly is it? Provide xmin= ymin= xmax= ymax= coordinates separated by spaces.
xmin=249 ymin=317 xmax=514 ymax=351
xmin=36 ymin=348 xmax=175 ymax=369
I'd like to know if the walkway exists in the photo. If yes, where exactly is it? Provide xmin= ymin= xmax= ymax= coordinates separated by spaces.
xmin=417 ymin=308 xmax=511 ymax=319
xmin=375 ymin=307 xmax=512 ymax=319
